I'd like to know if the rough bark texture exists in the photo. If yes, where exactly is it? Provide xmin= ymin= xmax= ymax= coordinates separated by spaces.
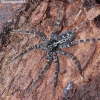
xmin=0 ymin=0 xmax=100 ymax=100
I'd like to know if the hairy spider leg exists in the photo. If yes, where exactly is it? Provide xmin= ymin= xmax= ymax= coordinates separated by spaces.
xmin=25 ymin=53 xmax=53 ymax=93
xmin=54 ymin=2 xmax=63 ymax=32
xmin=58 ymin=50 xmax=83 ymax=78
xmin=11 ymin=30 xmax=47 ymax=41
xmin=52 ymin=52 xmax=59 ymax=96
xmin=59 ymin=38 xmax=100 ymax=49
xmin=50 ymin=2 xmax=63 ymax=39
xmin=70 ymin=38 xmax=100 ymax=45
xmin=72 ymin=19 xmax=87 ymax=33
xmin=6 ymin=44 xmax=44 ymax=64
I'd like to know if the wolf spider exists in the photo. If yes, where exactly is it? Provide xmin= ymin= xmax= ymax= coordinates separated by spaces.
xmin=9 ymin=3 xmax=100 ymax=96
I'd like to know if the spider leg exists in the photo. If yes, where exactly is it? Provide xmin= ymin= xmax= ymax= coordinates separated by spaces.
xmin=70 ymin=38 xmax=100 ymax=45
xmin=54 ymin=2 xmax=63 ymax=32
xmin=72 ymin=19 xmax=87 ymax=32
xmin=52 ymin=52 xmax=59 ymax=96
xmin=7 ymin=44 xmax=44 ymax=64
xmin=59 ymin=38 xmax=100 ymax=49
xmin=58 ymin=50 xmax=83 ymax=78
xmin=11 ymin=30 xmax=47 ymax=41
xmin=25 ymin=52 xmax=53 ymax=93
xmin=50 ymin=3 xmax=63 ymax=39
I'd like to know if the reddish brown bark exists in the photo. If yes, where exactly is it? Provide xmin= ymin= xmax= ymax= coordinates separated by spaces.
xmin=0 ymin=0 xmax=100 ymax=100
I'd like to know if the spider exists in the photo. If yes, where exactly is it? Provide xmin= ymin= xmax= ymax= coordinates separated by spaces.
xmin=8 ymin=3 xmax=100 ymax=96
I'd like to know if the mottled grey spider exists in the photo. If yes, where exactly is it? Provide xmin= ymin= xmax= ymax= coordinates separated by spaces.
xmin=9 ymin=3 xmax=100 ymax=96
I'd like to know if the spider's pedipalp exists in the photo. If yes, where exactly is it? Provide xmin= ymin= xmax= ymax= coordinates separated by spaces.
xmin=52 ymin=52 xmax=59 ymax=96
xmin=11 ymin=30 xmax=47 ymax=41
xmin=25 ymin=52 xmax=53 ymax=93
xmin=71 ymin=38 xmax=100 ymax=46
xmin=58 ymin=50 xmax=83 ymax=78
xmin=7 ymin=44 xmax=44 ymax=64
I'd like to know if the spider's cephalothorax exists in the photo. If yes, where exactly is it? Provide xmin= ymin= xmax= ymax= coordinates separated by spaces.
xmin=44 ymin=30 xmax=75 ymax=52
xmin=8 ymin=3 xmax=100 ymax=96
xmin=44 ymin=39 xmax=59 ymax=52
